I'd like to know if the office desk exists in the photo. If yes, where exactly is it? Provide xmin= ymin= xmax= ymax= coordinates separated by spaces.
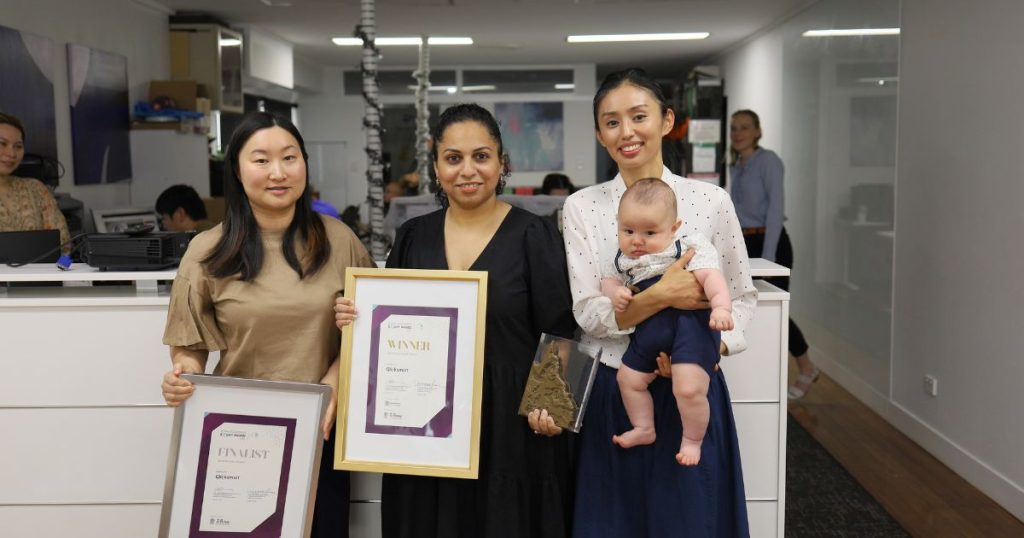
xmin=725 ymin=278 xmax=790 ymax=537
xmin=0 ymin=262 xmax=789 ymax=538
xmin=0 ymin=265 xmax=176 ymax=535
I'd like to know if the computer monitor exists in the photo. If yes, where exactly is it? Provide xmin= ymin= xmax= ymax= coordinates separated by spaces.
xmin=0 ymin=229 xmax=61 ymax=264
xmin=92 ymin=208 xmax=161 ymax=234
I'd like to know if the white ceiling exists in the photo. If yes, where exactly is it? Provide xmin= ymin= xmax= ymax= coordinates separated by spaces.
xmin=155 ymin=0 xmax=816 ymax=77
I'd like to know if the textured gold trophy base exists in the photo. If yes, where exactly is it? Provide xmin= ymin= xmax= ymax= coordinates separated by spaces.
xmin=518 ymin=341 xmax=579 ymax=429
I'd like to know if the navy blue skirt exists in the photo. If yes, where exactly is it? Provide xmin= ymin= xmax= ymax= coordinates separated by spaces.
xmin=573 ymin=364 xmax=749 ymax=538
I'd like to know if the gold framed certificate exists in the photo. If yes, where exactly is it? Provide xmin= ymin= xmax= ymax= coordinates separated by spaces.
xmin=335 ymin=267 xmax=487 ymax=479
xmin=158 ymin=375 xmax=331 ymax=538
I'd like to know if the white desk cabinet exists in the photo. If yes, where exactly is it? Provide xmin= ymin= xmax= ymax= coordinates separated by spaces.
xmin=723 ymin=278 xmax=790 ymax=537
xmin=0 ymin=261 xmax=788 ymax=538
xmin=0 ymin=266 xmax=176 ymax=538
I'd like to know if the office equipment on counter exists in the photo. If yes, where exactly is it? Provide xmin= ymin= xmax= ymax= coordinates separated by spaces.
xmin=0 ymin=230 xmax=61 ymax=264
xmin=92 ymin=207 xmax=161 ymax=234
xmin=82 ymin=231 xmax=194 ymax=271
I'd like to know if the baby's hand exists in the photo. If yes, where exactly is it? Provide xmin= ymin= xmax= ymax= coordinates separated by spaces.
xmin=709 ymin=307 xmax=733 ymax=331
xmin=612 ymin=287 xmax=633 ymax=312
xmin=601 ymin=277 xmax=633 ymax=312
xmin=601 ymin=277 xmax=623 ymax=298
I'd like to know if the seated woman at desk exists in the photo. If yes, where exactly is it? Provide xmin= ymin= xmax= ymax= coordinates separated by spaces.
xmin=0 ymin=112 xmax=70 ymax=247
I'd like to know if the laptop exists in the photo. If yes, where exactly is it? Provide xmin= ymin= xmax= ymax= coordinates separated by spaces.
xmin=0 ymin=230 xmax=61 ymax=264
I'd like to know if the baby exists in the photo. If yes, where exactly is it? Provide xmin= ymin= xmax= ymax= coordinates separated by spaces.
xmin=601 ymin=177 xmax=733 ymax=465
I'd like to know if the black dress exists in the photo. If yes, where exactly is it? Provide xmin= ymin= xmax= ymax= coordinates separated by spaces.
xmin=381 ymin=206 xmax=578 ymax=538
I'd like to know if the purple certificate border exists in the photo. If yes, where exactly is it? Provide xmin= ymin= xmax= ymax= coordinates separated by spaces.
xmin=365 ymin=305 xmax=458 ymax=437
xmin=188 ymin=413 xmax=297 ymax=538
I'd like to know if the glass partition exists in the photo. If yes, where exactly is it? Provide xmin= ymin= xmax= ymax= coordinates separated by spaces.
xmin=344 ymin=68 xmax=574 ymax=95
xmin=461 ymin=69 xmax=574 ymax=93
xmin=344 ymin=70 xmax=457 ymax=96
xmin=779 ymin=0 xmax=900 ymax=395
xmin=219 ymin=27 xmax=244 ymax=112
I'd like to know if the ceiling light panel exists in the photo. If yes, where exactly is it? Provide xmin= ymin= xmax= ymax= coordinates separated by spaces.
xmin=567 ymin=32 xmax=709 ymax=43
xmin=802 ymin=28 xmax=900 ymax=37
xmin=331 ymin=36 xmax=473 ymax=46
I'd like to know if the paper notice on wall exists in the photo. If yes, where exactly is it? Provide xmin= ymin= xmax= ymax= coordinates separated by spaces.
xmin=688 ymin=119 xmax=721 ymax=144
xmin=692 ymin=144 xmax=717 ymax=173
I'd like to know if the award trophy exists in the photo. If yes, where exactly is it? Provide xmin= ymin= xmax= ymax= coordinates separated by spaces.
xmin=518 ymin=333 xmax=600 ymax=433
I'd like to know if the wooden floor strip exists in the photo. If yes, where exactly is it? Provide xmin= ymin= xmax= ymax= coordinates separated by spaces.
xmin=787 ymin=362 xmax=1023 ymax=536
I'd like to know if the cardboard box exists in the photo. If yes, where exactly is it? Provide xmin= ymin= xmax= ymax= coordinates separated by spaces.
xmin=202 ymin=196 xmax=225 ymax=225
xmin=149 ymin=80 xmax=199 ymax=111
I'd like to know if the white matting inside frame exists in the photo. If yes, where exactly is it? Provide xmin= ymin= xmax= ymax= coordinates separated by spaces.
xmin=161 ymin=378 xmax=326 ymax=537
xmin=344 ymin=276 xmax=480 ymax=470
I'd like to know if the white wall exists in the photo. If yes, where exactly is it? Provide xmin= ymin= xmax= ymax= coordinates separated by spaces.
xmin=298 ymin=68 xmax=367 ymax=212
xmin=243 ymin=26 xmax=294 ymax=89
xmin=718 ymin=0 xmax=1024 ymax=521
xmin=0 ymin=0 xmax=170 ymax=215
xmin=297 ymin=64 xmax=598 ymax=212
xmin=720 ymin=32 xmax=784 ymax=153
xmin=293 ymin=55 xmax=324 ymax=93
xmin=892 ymin=0 xmax=1024 ymax=520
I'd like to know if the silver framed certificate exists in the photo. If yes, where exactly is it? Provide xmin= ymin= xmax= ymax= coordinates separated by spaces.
xmin=335 ymin=267 xmax=487 ymax=479
xmin=158 ymin=374 xmax=331 ymax=538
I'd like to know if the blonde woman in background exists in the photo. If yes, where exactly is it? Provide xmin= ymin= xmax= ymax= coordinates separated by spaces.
xmin=729 ymin=109 xmax=818 ymax=399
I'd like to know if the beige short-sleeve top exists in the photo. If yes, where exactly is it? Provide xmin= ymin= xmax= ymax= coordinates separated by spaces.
xmin=163 ymin=216 xmax=375 ymax=384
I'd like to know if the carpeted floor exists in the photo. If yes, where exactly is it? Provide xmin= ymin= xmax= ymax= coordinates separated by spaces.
xmin=785 ymin=415 xmax=909 ymax=537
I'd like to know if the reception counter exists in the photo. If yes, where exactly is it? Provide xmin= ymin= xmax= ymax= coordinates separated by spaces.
xmin=0 ymin=262 xmax=789 ymax=537
xmin=0 ymin=265 xmax=176 ymax=535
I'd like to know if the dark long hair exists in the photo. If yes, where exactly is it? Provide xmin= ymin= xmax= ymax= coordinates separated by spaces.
xmin=540 ymin=173 xmax=574 ymax=194
xmin=430 ymin=104 xmax=510 ymax=208
xmin=593 ymin=68 xmax=671 ymax=130
xmin=728 ymin=109 xmax=762 ymax=166
xmin=0 ymin=111 xmax=26 ymax=140
xmin=156 ymin=184 xmax=207 ymax=221
xmin=202 ymin=111 xmax=330 ymax=281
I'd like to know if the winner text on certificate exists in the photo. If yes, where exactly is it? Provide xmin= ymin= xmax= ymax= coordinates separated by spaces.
xmin=366 ymin=305 xmax=459 ymax=437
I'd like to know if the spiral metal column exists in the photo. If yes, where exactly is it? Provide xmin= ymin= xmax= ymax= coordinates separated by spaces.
xmin=356 ymin=0 xmax=386 ymax=259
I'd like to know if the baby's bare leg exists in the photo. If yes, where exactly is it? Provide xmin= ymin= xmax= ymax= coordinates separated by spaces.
xmin=672 ymin=363 xmax=711 ymax=465
xmin=613 ymin=365 xmax=658 ymax=448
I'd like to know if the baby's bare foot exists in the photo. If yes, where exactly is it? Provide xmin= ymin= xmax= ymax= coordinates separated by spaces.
xmin=676 ymin=436 xmax=702 ymax=465
xmin=612 ymin=427 xmax=656 ymax=448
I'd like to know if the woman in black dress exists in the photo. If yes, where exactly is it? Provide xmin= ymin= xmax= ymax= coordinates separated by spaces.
xmin=337 ymin=104 xmax=577 ymax=537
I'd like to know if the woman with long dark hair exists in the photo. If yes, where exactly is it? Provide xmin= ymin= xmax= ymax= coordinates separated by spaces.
xmin=560 ymin=68 xmax=756 ymax=537
xmin=336 ymin=104 xmax=577 ymax=538
xmin=160 ymin=111 xmax=374 ymax=537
